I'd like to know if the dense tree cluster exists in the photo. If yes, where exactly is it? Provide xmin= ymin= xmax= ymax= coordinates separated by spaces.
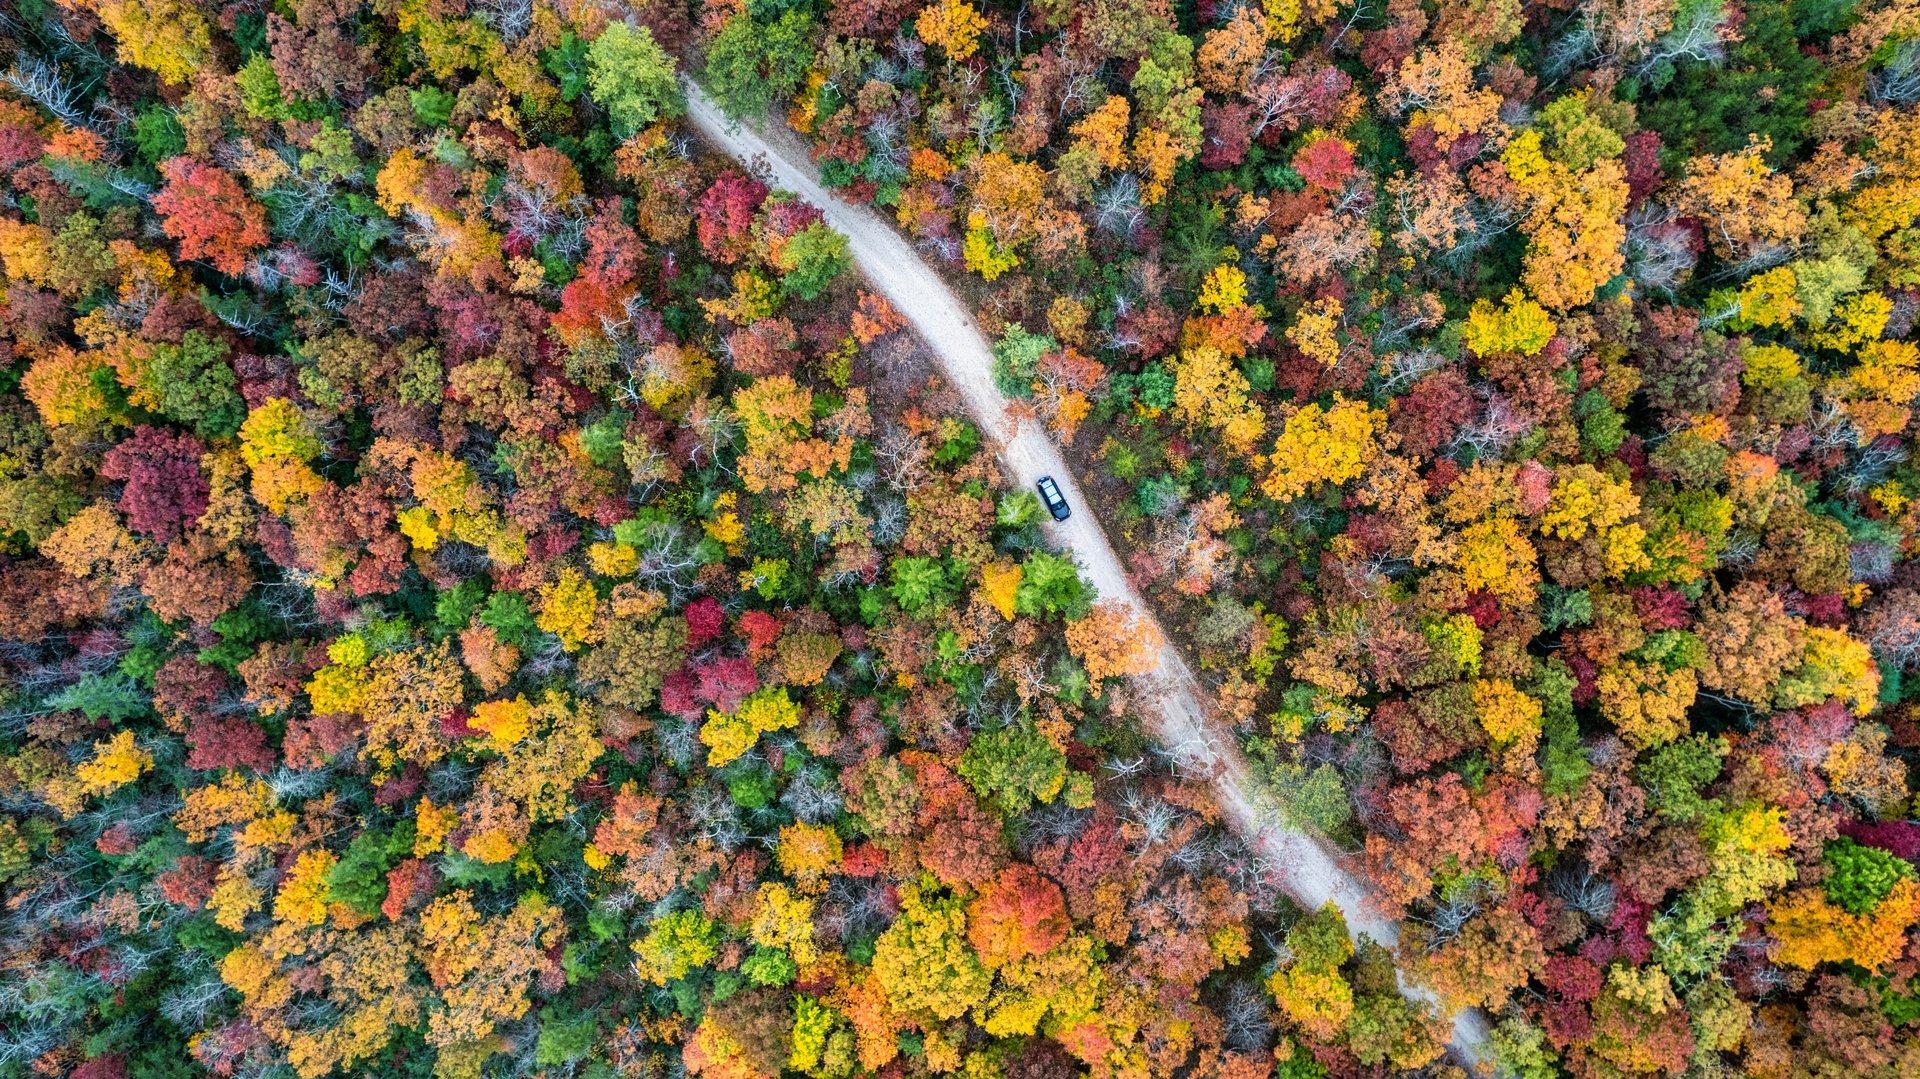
xmin=9 ymin=1 xmax=1920 ymax=1077
xmin=693 ymin=0 xmax=1920 ymax=1075
xmin=0 ymin=5 xmax=1293 ymax=1079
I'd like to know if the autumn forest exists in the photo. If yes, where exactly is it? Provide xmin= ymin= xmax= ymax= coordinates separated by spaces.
xmin=3 ymin=0 xmax=1920 ymax=1078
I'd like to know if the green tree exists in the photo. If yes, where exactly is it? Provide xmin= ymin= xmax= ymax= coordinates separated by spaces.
xmin=702 ymin=10 xmax=816 ymax=120
xmin=990 ymin=325 xmax=1056 ymax=399
xmin=776 ymin=224 xmax=850 ymax=300
xmin=1014 ymin=552 xmax=1087 ymax=618
xmin=1823 ymin=838 xmax=1916 ymax=915
xmin=148 ymin=330 xmax=245 ymax=439
xmin=586 ymin=22 xmax=681 ymax=137
xmin=958 ymin=724 xmax=1067 ymax=816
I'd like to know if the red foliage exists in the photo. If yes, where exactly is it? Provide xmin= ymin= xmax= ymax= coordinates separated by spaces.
xmin=1294 ymin=137 xmax=1358 ymax=192
xmin=1623 ymin=130 xmax=1665 ymax=203
xmin=381 ymin=858 xmax=438 ymax=921
xmin=101 ymin=426 xmax=210 ymax=538
xmin=157 ymin=855 xmax=216 ymax=910
xmin=186 ymin=714 xmax=276 ymax=773
xmin=968 ymin=863 xmax=1071 ymax=966
xmin=736 ymin=609 xmax=783 ymax=656
xmin=683 ymin=597 xmax=725 ymax=646
xmin=151 ymin=157 xmax=270 ymax=275
xmin=695 ymin=171 xmax=769 ymax=265
xmin=1199 ymin=103 xmax=1253 ymax=170
xmin=693 ymin=655 xmax=759 ymax=713
xmin=1838 ymin=818 xmax=1920 ymax=861
xmin=1389 ymin=367 xmax=1476 ymax=460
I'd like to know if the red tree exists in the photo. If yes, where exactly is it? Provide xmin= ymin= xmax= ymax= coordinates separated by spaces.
xmin=152 ymin=157 xmax=270 ymax=275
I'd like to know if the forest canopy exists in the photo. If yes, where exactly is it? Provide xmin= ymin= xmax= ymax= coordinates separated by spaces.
xmin=3 ymin=1 xmax=1920 ymax=1079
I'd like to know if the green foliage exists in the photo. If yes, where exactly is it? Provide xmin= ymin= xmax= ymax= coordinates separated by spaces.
xmin=703 ymin=10 xmax=817 ymax=120
xmin=990 ymin=325 xmax=1056 ymax=399
xmin=130 ymin=106 xmax=186 ymax=167
xmin=776 ymin=223 xmax=850 ymax=300
xmin=52 ymin=672 xmax=149 ymax=721
xmin=147 ymin=330 xmax=245 ymax=438
xmin=1637 ymin=735 xmax=1729 ymax=823
xmin=633 ymin=909 xmax=722 ymax=985
xmin=889 ymin=555 xmax=954 ymax=613
xmin=409 ymin=86 xmax=456 ymax=129
xmin=480 ymin=591 xmax=539 ymax=648
xmin=586 ymin=22 xmax=680 ymax=137
xmin=741 ymin=945 xmax=798 ymax=986
xmin=1822 ymin=837 xmax=1916 ymax=915
xmin=958 ymin=723 xmax=1068 ymax=816
xmin=326 ymin=822 xmax=414 ymax=915
xmin=1014 ymin=551 xmax=1088 ymax=618
xmin=535 ymin=1007 xmax=600 ymax=1067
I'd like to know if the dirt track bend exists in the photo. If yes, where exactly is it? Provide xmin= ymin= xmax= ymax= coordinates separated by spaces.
xmin=680 ymin=77 xmax=1492 ymax=1067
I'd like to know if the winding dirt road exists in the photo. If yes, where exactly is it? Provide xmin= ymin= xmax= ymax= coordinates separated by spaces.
xmin=680 ymin=78 xmax=1492 ymax=1067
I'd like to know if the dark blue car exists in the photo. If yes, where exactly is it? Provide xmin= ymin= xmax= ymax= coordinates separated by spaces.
xmin=1036 ymin=475 xmax=1071 ymax=521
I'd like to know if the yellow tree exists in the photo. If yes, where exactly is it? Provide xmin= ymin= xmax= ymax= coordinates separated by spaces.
xmin=1501 ymin=130 xmax=1629 ymax=311
xmin=1170 ymin=346 xmax=1267 ymax=454
xmin=872 ymin=880 xmax=991 ymax=1021
xmin=915 ymin=0 xmax=988 ymax=60
xmin=1673 ymin=138 xmax=1808 ymax=262
xmin=1262 ymin=396 xmax=1386 ymax=503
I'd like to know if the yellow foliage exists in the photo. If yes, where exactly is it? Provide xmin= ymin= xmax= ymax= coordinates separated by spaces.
xmin=210 ymin=864 xmax=264 ymax=932
xmin=1742 ymin=343 xmax=1803 ymax=388
xmin=587 ymin=541 xmax=639 ymax=577
xmin=1198 ymin=265 xmax=1250 ymax=314
xmin=462 ymin=826 xmax=521 ymax=865
xmin=274 ymin=849 xmax=338 ymax=927
xmin=1069 ymin=96 xmax=1131 ymax=171
xmin=1266 ymin=965 xmax=1354 ymax=1041
xmin=1812 ymin=290 xmax=1892 ymax=352
xmin=1286 ymin=298 xmax=1343 ymax=367
xmin=221 ymin=942 xmax=292 ymax=1010
xmin=22 ymin=346 xmax=118 ymax=429
xmin=701 ymin=687 xmax=802 ymax=767
xmin=94 ymin=0 xmax=213 ymax=85
xmin=963 ymin=222 xmax=1020 ymax=280
xmin=1597 ymin=660 xmax=1696 ymax=750
xmin=1171 ymin=346 xmax=1267 ymax=453
xmin=74 ymin=731 xmax=152 ymax=798
xmin=1501 ymin=132 xmax=1629 ymax=310
xmin=1473 ymin=678 xmax=1543 ymax=751
xmin=1262 ymin=396 xmax=1385 ymax=503
xmin=1453 ymin=516 xmax=1541 ymax=606
xmin=1542 ymin=464 xmax=1640 ymax=540
xmin=1778 ymin=627 xmax=1881 ymax=716
xmin=1769 ymin=879 xmax=1920 ymax=973
xmin=980 ymin=562 xmax=1022 ymax=620
xmin=306 ymin=662 xmax=369 ymax=717
xmin=470 ymin=696 xmax=534 ymax=749
xmin=1835 ymin=338 xmax=1920 ymax=442
xmin=1736 ymin=266 xmax=1802 ymax=329
xmin=537 ymin=568 xmax=601 ymax=652
xmin=973 ymin=935 xmax=1104 ymax=1037
xmin=1463 ymin=288 xmax=1556 ymax=356
xmin=1675 ymin=138 xmax=1808 ymax=260
xmin=777 ymin=821 xmax=844 ymax=886
xmin=414 ymin=798 xmax=460 ymax=857
xmin=915 ymin=0 xmax=988 ymax=60
xmin=239 ymin=398 xmax=326 ymax=513
xmin=751 ymin=881 xmax=821 ymax=965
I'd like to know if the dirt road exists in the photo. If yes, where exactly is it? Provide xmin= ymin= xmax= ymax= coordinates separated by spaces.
xmin=680 ymin=78 xmax=1492 ymax=1067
